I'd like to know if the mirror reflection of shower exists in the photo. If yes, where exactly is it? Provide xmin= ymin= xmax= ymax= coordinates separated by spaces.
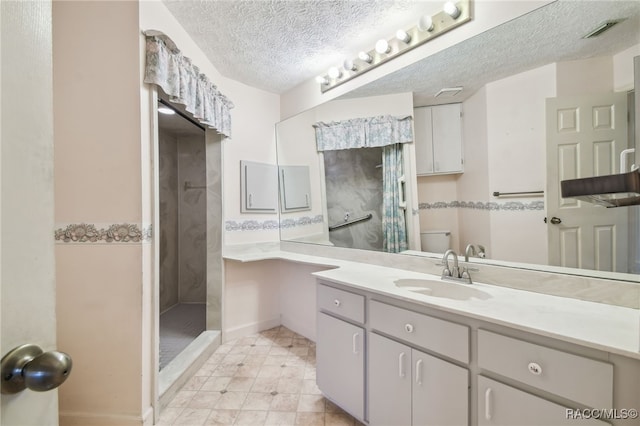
xmin=157 ymin=101 xmax=207 ymax=370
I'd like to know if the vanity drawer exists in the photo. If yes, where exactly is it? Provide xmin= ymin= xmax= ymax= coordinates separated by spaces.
xmin=369 ymin=300 xmax=469 ymax=364
xmin=317 ymin=283 xmax=365 ymax=324
xmin=478 ymin=330 xmax=613 ymax=408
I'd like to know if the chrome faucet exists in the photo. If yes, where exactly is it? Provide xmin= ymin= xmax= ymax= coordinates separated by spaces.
xmin=464 ymin=244 xmax=486 ymax=262
xmin=441 ymin=249 xmax=472 ymax=284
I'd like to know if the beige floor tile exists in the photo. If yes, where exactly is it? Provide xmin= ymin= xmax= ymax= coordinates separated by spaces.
xmin=277 ymin=378 xmax=303 ymax=394
xmin=303 ymin=367 xmax=316 ymax=381
xmin=301 ymin=380 xmax=322 ymax=395
xmin=235 ymin=364 xmax=261 ymax=378
xmin=295 ymin=412 xmax=324 ymax=426
xmin=237 ymin=336 xmax=258 ymax=346
xmin=265 ymin=411 xmax=297 ymax=426
xmin=158 ymin=407 xmax=184 ymax=424
xmin=324 ymin=399 xmax=343 ymax=414
xmin=268 ymin=346 xmax=291 ymax=356
xmin=195 ymin=363 xmax=218 ymax=376
xmin=173 ymin=408 xmax=212 ymax=425
xmin=255 ymin=337 xmax=275 ymax=346
xmin=242 ymin=392 xmax=275 ymax=410
xmin=288 ymin=347 xmax=309 ymax=357
xmin=168 ymin=390 xmax=196 ymax=408
xmin=264 ymin=355 xmax=288 ymax=366
xmin=250 ymin=377 xmax=280 ymax=393
xmin=212 ymin=364 xmax=239 ymax=377
xmin=215 ymin=344 xmax=234 ymax=354
xmin=277 ymin=328 xmax=295 ymax=338
xmin=227 ymin=376 xmax=255 ymax=392
xmin=249 ymin=345 xmax=272 ymax=355
xmin=207 ymin=353 xmax=226 ymax=364
xmin=285 ymin=356 xmax=308 ymax=367
xmin=204 ymin=409 xmax=239 ymax=425
xmin=244 ymin=354 xmax=268 ymax=365
xmin=221 ymin=353 xmax=246 ymax=366
xmin=188 ymin=391 xmax=223 ymax=409
xmin=292 ymin=337 xmax=312 ymax=347
xmin=260 ymin=329 xmax=280 ymax=339
xmin=281 ymin=365 xmax=305 ymax=379
xmin=234 ymin=410 xmax=269 ymax=425
xmin=274 ymin=337 xmax=293 ymax=347
xmin=182 ymin=376 xmax=209 ymax=391
xmin=214 ymin=391 xmax=248 ymax=410
xmin=258 ymin=364 xmax=284 ymax=378
xmin=270 ymin=393 xmax=300 ymax=412
xmin=297 ymin=394 xmax=326 ymax=413
xmin=201 ymin=376 xmax=232 ymax=392
xmin=325 ymin=412 xmax=356 ymax=426
xmin=229 ymin=345 xmax=253 ymax=355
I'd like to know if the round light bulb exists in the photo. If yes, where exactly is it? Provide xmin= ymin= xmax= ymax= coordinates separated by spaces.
xmin=327 ymin=67 xmax=342 ymax=79
xmin=444 ymin=1 xmax=461 ymax=19
xmin=158 ymin=106 xmax=175 ymax=115
xmin=396 ymin=29 xmax=411 ymax=44
xmin=375 ymin=39 xmax=391 ymax=54
xmin=418 ymin=15 xmax=434 ymax=32
xmin=343 ymin=59 xmax=356 ymax=72
xmin=315 ymin=75 xmax=328 ymax=85
xmin=358 ymin=51 xmax=373 ymax=63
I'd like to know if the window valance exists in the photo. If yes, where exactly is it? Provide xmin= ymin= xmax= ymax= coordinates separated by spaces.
xmin=313 ymin=115 xmax=413 ymax=152
xmin=143 ymin=30 xmax=234 ymax=138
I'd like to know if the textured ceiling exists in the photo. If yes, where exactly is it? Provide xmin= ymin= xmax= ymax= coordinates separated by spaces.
xmin=162 ymin=0 xmax=640 ymax=102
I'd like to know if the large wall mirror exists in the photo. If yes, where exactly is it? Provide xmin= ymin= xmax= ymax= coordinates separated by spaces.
xmin=275 ymin=1 xmax=640 ymax=280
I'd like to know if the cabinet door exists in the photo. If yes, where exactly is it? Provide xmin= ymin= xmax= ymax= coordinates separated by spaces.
xmin=369 ymin=333 xmax=412 ymax=426
xmin=414 ymin=106 xmax=435 ymax=175
xmin=432 ymin=103 xmax=463 ymax=174
xmin=478 ymin=376 xmax=609 ymax=426
xmin=413 ymin=348 xmax=469 ymax=426
xmin=316 ymin=313 xmax=365 ymax=420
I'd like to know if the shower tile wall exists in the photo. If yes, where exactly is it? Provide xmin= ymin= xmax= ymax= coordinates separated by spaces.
xmin=159 ymin=131 xmax=207 ymax=312
xmin=159 ymin=132 xmax=179 ymax=312
xmin=178 ymin=135 xmax=207 ymax=304
xmin=324 ymin=147 xmax=383 ymax=251
xmin=205 ymin=134 xmax=223 ymax=330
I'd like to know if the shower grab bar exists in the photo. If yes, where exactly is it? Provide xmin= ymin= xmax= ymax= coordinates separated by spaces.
xmin=184 ymin=181 xmax=206 ymax=191
xmin=492 ymin=190 xmax=544 ymax=197
xmin=329 ymin=213 xmax=373 ymax=231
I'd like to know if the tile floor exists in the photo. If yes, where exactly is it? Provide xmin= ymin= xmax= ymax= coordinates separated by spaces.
xmin=158 ymin=326 xmax=362 ymax=426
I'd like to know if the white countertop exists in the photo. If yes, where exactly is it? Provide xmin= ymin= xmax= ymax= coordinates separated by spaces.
xmin=224 ymin=246 xmax=640 ymax=360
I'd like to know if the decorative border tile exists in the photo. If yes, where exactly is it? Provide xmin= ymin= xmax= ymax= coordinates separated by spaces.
xmin=225 ymin=215 xmax=324 ymax=232
xmin=418 ymin=200 xmax=544 ymax=211
xmin=54 ymin=223 xmax=153 ymax=243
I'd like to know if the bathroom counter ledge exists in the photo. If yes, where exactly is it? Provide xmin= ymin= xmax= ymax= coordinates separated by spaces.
xmin=223 ymin=245 xmax=640 ymax=360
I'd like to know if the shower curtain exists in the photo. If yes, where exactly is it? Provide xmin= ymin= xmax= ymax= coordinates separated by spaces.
xmin=382 ymin=144 xmax=408 ymax=253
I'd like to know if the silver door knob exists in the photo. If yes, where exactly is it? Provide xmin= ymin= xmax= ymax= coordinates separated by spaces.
xmin=1 ymin=344 xmax=72 ymax=394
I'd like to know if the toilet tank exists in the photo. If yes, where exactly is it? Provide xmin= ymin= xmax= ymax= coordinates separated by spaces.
xmin=420 ymin=231 xmax=451 ymax=253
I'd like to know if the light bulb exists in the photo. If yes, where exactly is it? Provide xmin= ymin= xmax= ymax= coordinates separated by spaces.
xmin=444 ymin=1 xmax=461 ymax=19
xmin=375 ymin=39 xmax=391 ymax=54
xmin=418 ymin=15 xmax=434 ymax=32
xmin=343 ymin=59 xmax=357 ymax=72
xmin=328 ymin=67 xmax=342 ymax=79
xmin=158 ymin=106 xmax=175 ymax=115
xmin=315 ymin=75 xmax=328 ymax=85
xmin=358 ymin=51 xmax=373 ymax=63
xmin=396 ymin=29 xmax=411 ymax=44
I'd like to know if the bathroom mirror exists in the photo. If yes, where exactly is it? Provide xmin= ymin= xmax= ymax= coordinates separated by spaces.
xmin=276 ymin=0 xmax=640 ymax=278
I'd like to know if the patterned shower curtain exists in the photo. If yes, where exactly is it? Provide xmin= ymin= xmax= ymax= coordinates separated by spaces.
xmin=382 ymin=144 xmax=408 ymax=253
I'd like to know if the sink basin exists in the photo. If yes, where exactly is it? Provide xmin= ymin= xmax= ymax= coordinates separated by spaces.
xmin=394 ymin=278 xmax=490 ymax=301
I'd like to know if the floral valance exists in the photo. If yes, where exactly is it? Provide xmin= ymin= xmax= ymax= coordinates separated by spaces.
xmin=313 ymin=115 xmax=413 ymax=152
xmin=143 ymin=30 xmax=234 ymax=138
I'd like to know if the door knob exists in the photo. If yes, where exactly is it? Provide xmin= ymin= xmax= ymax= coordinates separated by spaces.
xmin=544 ymin=216 xmax=562 ymax=225
xmin=1 ymin=344 xmax=72 ymax=394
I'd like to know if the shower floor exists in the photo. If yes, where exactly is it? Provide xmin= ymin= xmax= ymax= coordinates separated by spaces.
xmin=159 ymin=303 xmax=206 ymax=370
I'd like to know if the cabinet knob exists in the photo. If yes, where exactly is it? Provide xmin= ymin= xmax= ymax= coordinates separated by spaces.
xmin=404 ymin=323 xmax=414 ymax=333
xmin=528 ymin=362 xmax=543 ymax=375
xmin=333 ymin=299 xmax=341 ymax=307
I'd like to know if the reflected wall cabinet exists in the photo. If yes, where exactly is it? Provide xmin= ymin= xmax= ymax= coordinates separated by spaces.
xmin=414 ymin=103 xmax=464 ymax=175
xmin=279 ymin=165 xmax=311 ymax=212
xmin=240 ymin=160 xmax=278 ymax=213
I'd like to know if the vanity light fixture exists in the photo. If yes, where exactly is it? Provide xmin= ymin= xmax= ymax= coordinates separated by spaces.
xmin=444 ymin=1 xmax=461 ymax=19
xmin=375 ymin=39 xmax=391 ymax=54
xmin=358 ymin=51 xmax=373 ymax=63
xmin=317 ymin=0 xmax=472 ymax=93
xmin=396 ymin=29 xmax=411 ymax=44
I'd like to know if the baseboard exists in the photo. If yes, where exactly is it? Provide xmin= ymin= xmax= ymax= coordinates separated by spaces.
xmin=223 ymin=317 xmax=281 ymax=342
xmin=59 ymin=410 xmax=145 ymax=426
xmin=281 ymin=314 xmax=315 ymax=342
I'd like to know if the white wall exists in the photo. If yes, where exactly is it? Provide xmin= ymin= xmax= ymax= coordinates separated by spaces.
xmin=613 ymin=43 xmax=640 ymax=91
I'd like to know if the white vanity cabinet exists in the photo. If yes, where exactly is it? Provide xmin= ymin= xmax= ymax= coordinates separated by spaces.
xmin=369 ymin=332 xmax=469 ymax=426
xmin=414 ymin=103 xmax=463 ymax=175
xmin=316 ymin=284 xmax=365 ymax=421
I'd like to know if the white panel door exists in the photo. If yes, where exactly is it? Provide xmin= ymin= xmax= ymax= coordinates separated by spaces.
xmin=432 ymin=103 xmax=463 ymax=174
xmin=368 ymin=333 xmax=412 ymax=426
xmin=1 ymin=1 xmax=60 ymax=425
xmin=316 ymin=313 xmax=365 ymax=421
xmin=546 ymin=93 xmax=628 ymax=272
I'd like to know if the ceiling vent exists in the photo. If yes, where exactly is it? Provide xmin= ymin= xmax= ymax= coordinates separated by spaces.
xmin=582 ymin=19 xmax=625 ymax=39
xmin=434 ymin=87 xmax=463 ymax=98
